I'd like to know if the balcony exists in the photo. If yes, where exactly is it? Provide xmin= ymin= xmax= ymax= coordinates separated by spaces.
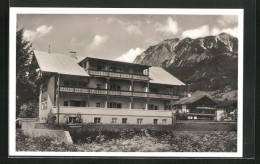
xmin=87 ymin=69 xmax=149 ymax=81
xmin=187 ymin=113 xmax=217 ymax=117
xmin=60 ymin=86 xmax=179 ymax=100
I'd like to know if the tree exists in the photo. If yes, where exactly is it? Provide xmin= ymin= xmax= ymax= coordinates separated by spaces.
xmin=175 ymin=110 xmax=188 ymax=120
xmin=16 ymin=29 xmax=40 ymax=118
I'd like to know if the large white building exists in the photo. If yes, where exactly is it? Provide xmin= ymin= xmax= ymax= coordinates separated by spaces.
xmin=34 ymin=51 xmax=185 ymax=125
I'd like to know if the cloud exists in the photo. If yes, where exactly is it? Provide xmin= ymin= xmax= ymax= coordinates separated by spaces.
xmin=125 ymin=24 xmax=142 ymax=35
xmin=107 ymin=18 xmax=142 ymax=35
xmin=116 ymin=47 xmax=144 ymax=63
xmin=69 ymin=37 xmax=86 ymax=46
xmin=146 ymin=19 xmax=151 ymax=24
xmin=220 ymin=27 xmax=238 ymax=37
xmin=70 ymin=37 xmax=78 ymax=43
xmin=89 ymin=35 xmax=108 ymax=50
xmin=23 ymin=25 xmax=54 ymax=41
xmin=211 ymin=27 xmax=238 ymax=37
xmin=217 ymin=15 xmax=238 ymax=27
xmin=155 ymin=17 xmax=178 ymax=35
xmin=182 ymin=25 xmax=238 ymax=39
xmin=182 ymin=25 xmax=210 ymax=39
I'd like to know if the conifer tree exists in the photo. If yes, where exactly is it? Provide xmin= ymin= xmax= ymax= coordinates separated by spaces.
xmin=16 ymin=29 xmax=40 ymax=118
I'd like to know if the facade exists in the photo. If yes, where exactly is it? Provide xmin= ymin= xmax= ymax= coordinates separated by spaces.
xmin=216 ymin=101 xmax=237 ymax=121
xmin=172 ymin=95 xmax=218 ymax=120
xmin=35 ymin=51 xmax=185 ymax=125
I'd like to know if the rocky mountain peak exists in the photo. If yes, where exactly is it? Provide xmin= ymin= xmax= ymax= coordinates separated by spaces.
xmin=134 ymin=33 xmax=238 ymax=93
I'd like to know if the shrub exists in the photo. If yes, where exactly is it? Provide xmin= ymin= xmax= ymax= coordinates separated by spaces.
xmin=175 ymin=111 xmax=188 ymax=120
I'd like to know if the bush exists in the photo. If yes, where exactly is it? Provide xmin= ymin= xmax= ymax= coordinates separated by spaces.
xmin=175 ymin=111 xmax=188 ymax=120
xmin=67 ymin=124 xmax=174 ymax=143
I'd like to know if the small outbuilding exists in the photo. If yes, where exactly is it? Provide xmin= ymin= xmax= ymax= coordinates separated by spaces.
xmin=172 ymin=95 xmax=219 ymax=120
xmin=216 ymin=100 xmax=237 ymax=121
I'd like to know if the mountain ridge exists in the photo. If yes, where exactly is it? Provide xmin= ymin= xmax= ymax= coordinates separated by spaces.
xmin=134 ymin=32 xmax=238 ymax=100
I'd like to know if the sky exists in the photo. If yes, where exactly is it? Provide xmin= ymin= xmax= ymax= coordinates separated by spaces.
xmin=17 ymin=14 xmax=238 ymax=62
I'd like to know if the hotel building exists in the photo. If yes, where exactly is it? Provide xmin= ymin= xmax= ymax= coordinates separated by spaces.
xmin=35 ymin=51 xmax=185 ymax=125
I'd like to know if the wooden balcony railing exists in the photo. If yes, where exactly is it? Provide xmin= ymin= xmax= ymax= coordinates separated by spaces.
xmin=59 ymin=86 xmax=179 ymax=100
xmin=87 ymin=69 xmax=149 ymax=80
xmin=187 ymin=113 xmax=217 ymax=116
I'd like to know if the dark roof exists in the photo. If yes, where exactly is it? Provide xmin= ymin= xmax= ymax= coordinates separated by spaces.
xmin=216 ymin=100 xmax=237 ymax=108
xmin=149 ymin=67 xmax=185 ymax=86
xmin=172 ymin=95 xmax=218 ymax=105
xmin=80 ymin=57 xmax=151 ymax=68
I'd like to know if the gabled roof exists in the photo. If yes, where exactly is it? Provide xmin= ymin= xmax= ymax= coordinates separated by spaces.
xmin=172 ymin=95 xmax=218 ymax=105
xmin=34 ymin=51 xmax=185 ymax=86
xmin=80 ymin=57 xmax=151 ymax=68
xmin=216 ymin=100 xmax=237 ymax=108
xmin=34 ymin=51 xmax=89 ymax=77
xmin=149 ymin=67 xmax=185 ymax=86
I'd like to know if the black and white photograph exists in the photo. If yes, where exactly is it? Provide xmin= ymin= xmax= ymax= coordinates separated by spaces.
xmin=9 ymin=8 xmax=244 ymax=157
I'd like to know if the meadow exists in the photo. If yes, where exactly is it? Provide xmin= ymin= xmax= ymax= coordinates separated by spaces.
xmin=16 ymin=123 xmax=237 ymax=152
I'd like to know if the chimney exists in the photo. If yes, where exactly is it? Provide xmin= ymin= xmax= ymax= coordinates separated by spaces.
xmin=48 ymin=42 xmax=51 ymax=53
xmin=70 ymin=51 xmax=77 ymax=59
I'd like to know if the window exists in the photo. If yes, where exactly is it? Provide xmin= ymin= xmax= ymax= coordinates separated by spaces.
xmin=96 ymin=103 xmax=101 ymax=107
xmin=137 ymin=118 xmax=143 ymax=124
xmin=154 ymin=106 xmax=158 ymax=110
xmin=96 ymin=84 xmax=101 ymax=89
xmin=69 ymin=117 xmax=77 ymax=123
xmin=97 ymin=65 xmax=103 ymax=70
xmin=74 ymin=101 xmax=81 ymax=107
xmin=64 ymin=81 xmax=70 ymax=86
xmin=148 ymin=104 xmax=154 ymax=110
xmin=153 ymin=119 xmax=158 ymax=125
xmin=41 ymin=102 xmax=47 ymax=110
xmin=165 ymin=102 xmax=171 ymax=110
xmin=109 ymin=66 xmax=117 ymax=72
xmin=112 ymin=118 xmax=117 ymax=124
xmin=70 ymin=100 xmax=86 ymax=107
xmin=122 ymin=118 xmax=127 ymax=124
xmin=150 ymin=88 xmax=159 ymax=93
xmin=81 ymin=101 xmax=86 ymax=107
xmin=42 ymin=83 xmax=47 ymax=93
xmin=80 ymin=81 xmax=87 ymax=88
xmin=108 ymin=102 xmax=115 ymax=108
xmin=162 ymin=119 xmax=167 ymax=124
xmin=109 ymin=84 xmax=121 ymax=90
xmin=108 ymin=102 xmax=122 ymax=108
xmin=117 ymin=103 xmax=122 ymax=108
xmin=148 ymin=104 xmax=158 ymax=110
xmin=70 ymin=80 xmax=77 ymax=87
xmin=94 ymin=117 xmax=101 ymax=124
xmin=64 ymin=101 xmax=69 ymax=106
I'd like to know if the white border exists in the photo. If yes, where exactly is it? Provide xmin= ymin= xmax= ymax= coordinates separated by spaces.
xmin=9 ymin=8 xmax=244 ymax=157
